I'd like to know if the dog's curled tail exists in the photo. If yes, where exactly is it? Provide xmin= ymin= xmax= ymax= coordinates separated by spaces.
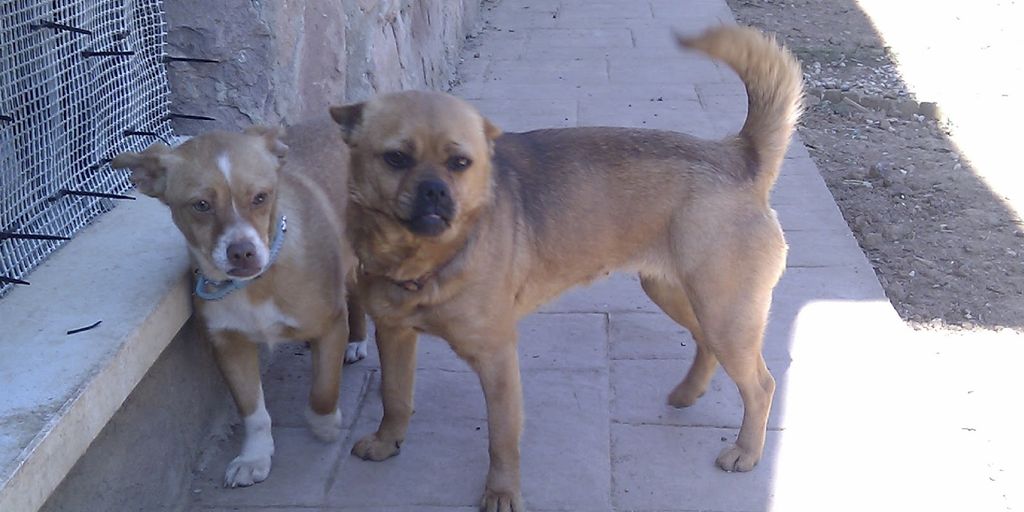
xmin=678 ymin=26 xmax=803 ymax=196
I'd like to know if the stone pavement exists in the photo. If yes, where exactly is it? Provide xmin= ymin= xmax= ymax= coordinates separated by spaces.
xmin=186 ymin=1 xmax=1020 ymax=511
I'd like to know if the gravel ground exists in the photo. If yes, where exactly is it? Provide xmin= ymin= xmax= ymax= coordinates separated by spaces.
xmin=727 ymin=0 xmax=1024 ymax=332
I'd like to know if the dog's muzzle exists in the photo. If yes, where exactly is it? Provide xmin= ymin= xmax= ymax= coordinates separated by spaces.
xmin=226 ymin=240 xmax=262 ymax=277
xmin=406 ymin=179 xmax=455 ymax=237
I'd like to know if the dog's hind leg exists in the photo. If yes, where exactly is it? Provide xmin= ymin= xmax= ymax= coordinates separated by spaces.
xmin=640 ymin=274 xmax=718 ymax=408
xmin=345 ymin=292 xmax=369 ymax=363
xmin=703 ymin=317 xmax=774 ymax=472
xmin=683 ymin=255 xmax=780 ymax=472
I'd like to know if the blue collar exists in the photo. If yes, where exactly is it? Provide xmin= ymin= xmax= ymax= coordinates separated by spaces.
xmin=194 ymin=216 xmax=288 ymax=301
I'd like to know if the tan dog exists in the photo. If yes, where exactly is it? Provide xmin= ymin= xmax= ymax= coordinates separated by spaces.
xmin=330 ymin=26 xmax=802 ymax=511
xmin=112 ymin=119 xmax=367 ymax=487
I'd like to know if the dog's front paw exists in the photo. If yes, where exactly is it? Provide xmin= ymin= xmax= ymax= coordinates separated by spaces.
xmin=224 ymin=454 xmax=272 ymax=487
xmin=305 ymin=406 xmax=342 ymax=442
xmin=344 ymin=340 xmax=368 ymax=364
xmin=480 ymin=488 xmax=526 ymax=512
xmin=351 ymin=432 xmax=402 ymax=461
xmin=716 ymin=443 xmax=760 ymax=472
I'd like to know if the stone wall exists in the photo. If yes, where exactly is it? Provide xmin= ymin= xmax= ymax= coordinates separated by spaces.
xmin=164 ymin=0 xmax=483 ymax=134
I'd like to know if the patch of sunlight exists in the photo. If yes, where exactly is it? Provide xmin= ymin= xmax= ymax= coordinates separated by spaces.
xmin=854 ymin=0 xmax=1024 ymax=222
xmin=767 ymin=299 xmax=1021 ymax=510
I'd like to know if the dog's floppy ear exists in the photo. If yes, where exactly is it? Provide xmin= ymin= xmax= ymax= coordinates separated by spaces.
xmin=111 ymin=143 xmax=177 ymax=199
xmin=245 ymin=125 xmax=289 ymax=158
xmin=329 ymin=103 xmax=364 ymax=144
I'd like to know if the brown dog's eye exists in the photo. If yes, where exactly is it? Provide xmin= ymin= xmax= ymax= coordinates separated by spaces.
xmin=192 ymin=199 xmax=211 ymax=212
xmin=382 ymin=151 xmax=414 ymax=170
xmin=253 ymin=192 xmax=268 ymax=206
xmin=447 ymin=156 xmax=472 ymax=172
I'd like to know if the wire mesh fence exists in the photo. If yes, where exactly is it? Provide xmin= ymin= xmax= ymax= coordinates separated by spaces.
xmin=0 ymin=0 xmax=173 ymax=297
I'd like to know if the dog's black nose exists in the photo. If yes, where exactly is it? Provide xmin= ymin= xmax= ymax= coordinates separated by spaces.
xmin=417 ymin=179 xmax=449 ymax=204
xmin=408 ymin=178 xmax=455 ymax=237
xmin=227 ymin=240 xmax=258 ymax=266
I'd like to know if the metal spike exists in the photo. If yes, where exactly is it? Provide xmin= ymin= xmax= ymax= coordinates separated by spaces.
xmin=0 ymin=231 xmax=70 ymax=241
xmin=82 ymin=50 xmax=135 ymax=58
xmin=165 ymin=112 xmax=216 ymax=121
xmin=31 ymin=20 xmax=92 ymax=36
xmin=47 ymin=189 xmax=136 ymax=202
xmin=163 ymin=55 xmax=220 ymax=64
xmin=0 ymin=276 xmax=30 ymax=285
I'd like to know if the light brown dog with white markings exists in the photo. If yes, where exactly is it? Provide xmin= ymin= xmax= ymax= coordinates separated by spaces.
xmin=331 ymin=26 xmax=802 ymax=511
xmin=113 ymin=119 xmax=367 ymax=487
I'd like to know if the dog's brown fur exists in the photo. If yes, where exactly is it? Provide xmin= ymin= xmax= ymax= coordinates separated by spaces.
xmin=331 ymin=26 xmax=802 ymax=511
xmin=113 ymin=119 xmax=366 ymax=487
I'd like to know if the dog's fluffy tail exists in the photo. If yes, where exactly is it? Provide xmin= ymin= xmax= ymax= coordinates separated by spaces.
xmin=678 ymin=26 xmax=803 ymax=196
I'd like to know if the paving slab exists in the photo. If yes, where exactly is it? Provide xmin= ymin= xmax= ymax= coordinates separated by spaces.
xmin=329 ymin=369 xmax=612 ymax=511
xmin=352 ymin=312 xmax=609 ymax=374
xmin=608 ymin=56 xmax=725 ymax=85
xmin=485 ymin=58 xmax=609 ymax=86
xmin=577 ymin=98 xmax=714 ymax=135
xmin=484 ymin=7 xmax=563 ymax=31
xmin=608 ymin=312 xmax=695 ymax=361
xmin=461 ymin=80 xmax=702 ymax=102
xmin=772 ymin=169 xmax=843 ymax=207
xmin=326 ymin=416 xmax=490 ymax=509
xmin=611 ymin=424 xmax=779 ymax=512
xmin=648 ymin=0 xmax=737 ymax=25
xmin=469 ymin=98 xmax=577 ymax=132
xmin=783 ymin=229 xmax=875 ymax=267
xmin=539 ymin=272 xmax=660 ymax=314
xmin=523 ymin=27 xmax=634 ymax=52
xmin=518 ymin=370 xmax=613 ymax=511
xmin=518 ymin=313 xmax=609 ymax=370
xmin=557 ymin=1 xmax=654 ymax=22
xmin=190 ymin=427 xmax=348 ymax=509
xmin=261 ymin=344 xmax=374 ymax=430
xmin=610 ymin=358 xmax=790 ymax=429
xmin=610 ymin=311 xmax=796 ymax=364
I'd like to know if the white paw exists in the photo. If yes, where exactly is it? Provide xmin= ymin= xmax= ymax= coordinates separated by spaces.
xmin=306 ymin=406 xmax=343 ymax=442
xmin=225 ymin=401 xmax=275 ymax=487
xmin=344 ymin=340 xmax=368 ymax=363
xmin=224 ymin=454 xmax=272 ymax=487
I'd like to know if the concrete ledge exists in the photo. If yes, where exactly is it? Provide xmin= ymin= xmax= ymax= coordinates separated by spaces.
xmin=0 ymin=196 xmax=191 ymax=512
xmin=40 ymin=320 xmax=231 ymax=512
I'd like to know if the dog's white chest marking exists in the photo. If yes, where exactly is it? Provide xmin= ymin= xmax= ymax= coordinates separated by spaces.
xmin=202 ymin=293 xmax=299 ymax=342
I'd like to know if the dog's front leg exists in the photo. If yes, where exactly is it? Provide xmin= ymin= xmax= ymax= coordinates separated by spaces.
xmin=211 ymin=330 xmax=274 ymax=487
xmin=352 ymin=323 xmax=417 ymax=461
xmin=306 ymin=313 xmax=349 ymax=442
xmin=457 ymin=338 xmax=525 ymax=512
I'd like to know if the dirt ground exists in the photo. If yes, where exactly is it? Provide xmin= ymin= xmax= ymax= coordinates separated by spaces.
xmin=726 ymin=0 xmax=1024 ymax=332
